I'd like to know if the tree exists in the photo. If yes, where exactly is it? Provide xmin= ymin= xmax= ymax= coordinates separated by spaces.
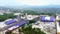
xmin=23 ymin=10 xmax=40 ymax=15
xmin=5 ymin=30 xmax=12 ymax=34
xmin=19 ymin=24 xmax=46 ymax=34
xmin=29 ymin=20 xmax=36 ymax=24
xmin=0 ymin=13 xmax=16 ymax=22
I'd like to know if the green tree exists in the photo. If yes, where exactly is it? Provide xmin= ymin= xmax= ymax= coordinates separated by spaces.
xmin=29 ymin=20 xmax=36 ymax=24
xmin=19 ymin=24 xmax=46 ymax=34
xmin=0 ymin=13 xmax=16 ymax=22
xmin=5 ymin=30 xmax=12 ymax=34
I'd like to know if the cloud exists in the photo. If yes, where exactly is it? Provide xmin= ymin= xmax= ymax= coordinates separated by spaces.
xmin=0 ymin=0 xmax=60 ymax=6
xmin=17 ymin=0 xmax=50 ymax=6
xmin=17 ymin=0 xmax=60 ymax=6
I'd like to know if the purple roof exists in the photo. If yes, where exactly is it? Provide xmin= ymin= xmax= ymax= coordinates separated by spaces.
xmin=5 ymin=19 xmax=17 ymax=25
xmin=15 ymin=21 xmax=26 ymax=26
xmin=8 ymin=21 xmax=26 ymax=30
xmin=40 ymin=16 xmax=54 ymax=22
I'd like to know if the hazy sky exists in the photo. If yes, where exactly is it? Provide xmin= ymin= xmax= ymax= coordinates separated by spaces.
xmin=0 ymin=0 xmax=60 ymax=6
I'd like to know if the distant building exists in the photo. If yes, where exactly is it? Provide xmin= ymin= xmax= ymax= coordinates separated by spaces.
xmin=57 ymin=22 xmax=60 ymax=34
xmin=56 ymin=15 xmax=60 ymax=20
xmin=5 ymin=11 xmax=12 ymax=14
xmin=26 ymin=15 xmax=39 ymax=20
xmin=0 ymin=10 xmax=4 ymax=15
xmin=5 ymin=9 xmax=12 ymax=14
xmin=56 ymin=14 xmax=60 ymax=34
xmin=14 ymin=13 xmax=23 ymax=15
xmin=0 ymin=9 xmax=13 ymax=15
xmin=0 ymin=13 xmax=4 ymax=15
xmin=32 ymin=15 xmax=56 ymax=34
xmin=40 ymin=14 xmax=54 ymax=16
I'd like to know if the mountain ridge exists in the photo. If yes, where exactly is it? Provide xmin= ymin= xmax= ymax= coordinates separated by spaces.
xmin=0 ymin=5 xmax=60 ymax=14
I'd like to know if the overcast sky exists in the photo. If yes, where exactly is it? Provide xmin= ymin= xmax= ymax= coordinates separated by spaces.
xmin=0 ymin=0 xmax=60 ymax=6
